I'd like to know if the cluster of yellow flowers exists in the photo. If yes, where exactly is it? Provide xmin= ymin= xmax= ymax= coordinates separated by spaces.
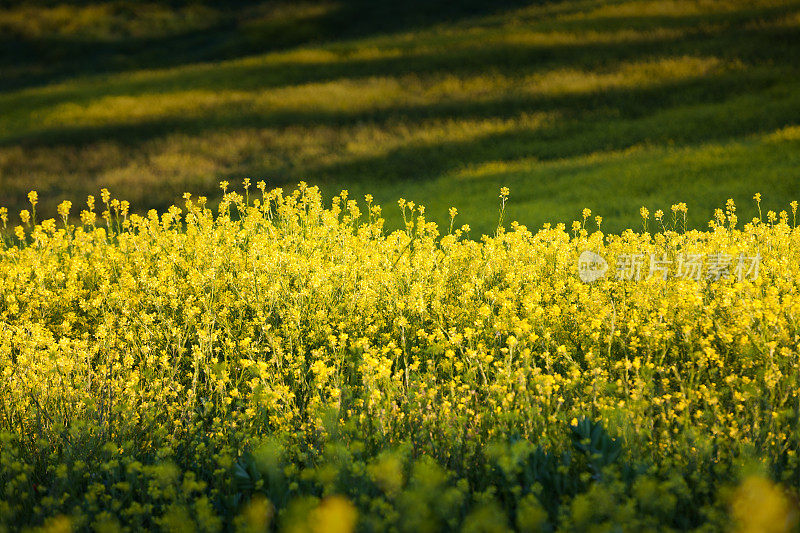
xmin=0 ymin=183 xmax=798 ymax=531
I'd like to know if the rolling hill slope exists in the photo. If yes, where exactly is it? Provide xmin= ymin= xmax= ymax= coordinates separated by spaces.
xmin=1 ymin=0 xmax=799 ymax=234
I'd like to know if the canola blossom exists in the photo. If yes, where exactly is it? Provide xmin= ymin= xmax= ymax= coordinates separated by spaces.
xmin=0 ymin=183 xmax=798 ymax=532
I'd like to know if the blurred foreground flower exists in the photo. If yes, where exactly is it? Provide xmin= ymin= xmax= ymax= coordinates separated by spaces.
xmin=731 ymin=475 xmax=797 ymax=533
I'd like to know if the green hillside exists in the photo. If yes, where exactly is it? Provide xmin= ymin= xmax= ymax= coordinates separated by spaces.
xmin=1 ymin=0 xmax=799 ymax=234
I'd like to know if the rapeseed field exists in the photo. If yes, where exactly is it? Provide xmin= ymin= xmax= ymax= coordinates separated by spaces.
xmin=1 ymin=183 xmax=798 ymax=531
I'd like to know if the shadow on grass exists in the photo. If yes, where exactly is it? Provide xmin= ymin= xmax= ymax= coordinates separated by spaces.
xmin=0 ymin=0 xmax=539 ymax=91
xmin=1 ymin=0 xmax=799 ymax=223
xmin=3 ymin=10 xmax=798 ymax=113
xmin=2 ymin=66 xmax=794 ymax=151
xmin=8 ymin=70 xmax=782 ymax=210
xmin=274 ymin=79 xmax=800 ymax=186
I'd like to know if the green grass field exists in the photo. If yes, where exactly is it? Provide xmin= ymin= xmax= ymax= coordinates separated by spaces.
xmin=1 ymin=0 xmax=799 ymax=234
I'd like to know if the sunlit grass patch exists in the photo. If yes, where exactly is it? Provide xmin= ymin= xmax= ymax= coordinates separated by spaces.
xmin=566 ymin=0 xmax=796 ymax=19
xmin=520 ymin=55 xmax=732 ymax=96
xmin=764 ymin=124 xmax=800 ymax=142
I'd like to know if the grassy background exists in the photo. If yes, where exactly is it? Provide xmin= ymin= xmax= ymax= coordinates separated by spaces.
xmin=1 ymin=0 xmax=799 ymax=235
